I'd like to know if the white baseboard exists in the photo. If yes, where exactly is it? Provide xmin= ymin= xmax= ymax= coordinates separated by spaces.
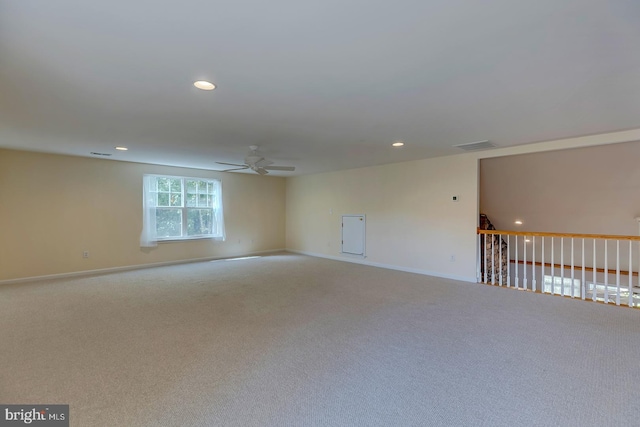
xmin=1 ymin=248 xmax=476 ymax=285
xmin=285 ymin=249 xmax=477 ymax=283
xmin=0 ymin=249 xmax=286 ymax=285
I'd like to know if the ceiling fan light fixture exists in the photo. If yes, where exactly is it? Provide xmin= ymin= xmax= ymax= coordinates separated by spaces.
xmin=245 ymin=154 xmax=262 ymax=164
xmin=194 ymin=80 xmax=216 ymax=91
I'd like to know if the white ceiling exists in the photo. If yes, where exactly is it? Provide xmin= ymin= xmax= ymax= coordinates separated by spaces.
xmin=1 ymin=1 xmax=639 ymax=176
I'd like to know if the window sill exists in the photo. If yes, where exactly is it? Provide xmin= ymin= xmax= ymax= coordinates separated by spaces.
xmin=157 ymin=236 xmax=221 ymax=243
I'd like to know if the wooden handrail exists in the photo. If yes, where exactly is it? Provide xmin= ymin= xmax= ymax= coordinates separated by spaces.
xmin=477 ymin=228 xmax=640 ymax=241
xmin=510 ymin=259 xmax=639 ymax=277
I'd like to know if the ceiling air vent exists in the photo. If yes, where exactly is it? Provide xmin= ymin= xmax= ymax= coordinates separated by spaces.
xmin=453 ymin=140 xmax=496 ymax=151
xmin=90 ymin=152 xmax=112 ymax=156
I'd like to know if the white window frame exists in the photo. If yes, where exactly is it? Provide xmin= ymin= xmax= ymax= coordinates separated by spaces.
xmin=140 ymin=174 xmax=225 ymax=246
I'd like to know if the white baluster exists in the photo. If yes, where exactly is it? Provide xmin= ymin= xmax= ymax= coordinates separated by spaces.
xmin=507 ymin=235 xmax=511 ymax=287
xmin=592 ymin=240 xmax=597 ymax=302
xmin=484 ymin=233 xmax=488 ymax=284
xmin=499 ymin=234 xmax=503 ymax=286
xmin=581 ymin=239 xmax=586 ymax=300
xmin=604 ymin=240 xmax=609 ymax=304
xmin=551 ymin=237 xmax=555 ymax=295
xmin=541 ymin=236 xmax=545 ymax=291
xmin=629 ymin=241 xmax=633 ymax=307
xmin=477 ymin=233 xmax=481 ymax=282
xmin=616 ymin=240 xmax=620 ymax=306
xmin=491 ymin=234 xmax=495 ymax=285
xmin=571 ymin=238 xmax=575 ymax=298
xmin=560 ymin=238 xmax=565 ymax=296
xmin=523 ymin=235 xmax=528 ymax=290
xmin=515 ymin=235 xmax=519 ymax=289
xmin=532 ymin=236 xmax=536 ymax=292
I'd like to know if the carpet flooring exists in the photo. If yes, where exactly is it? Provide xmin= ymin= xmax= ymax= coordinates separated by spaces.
xmin=1 ymin=252 xmax=639 ymax=426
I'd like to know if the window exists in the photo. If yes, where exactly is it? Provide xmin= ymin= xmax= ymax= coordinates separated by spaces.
xmin=542 ymin=275 xmax=581 ymax=298
xmin=586 ymin=282 xmax=639 ymax=305
xmin=140 ymin=175 xmax=225 ymax=246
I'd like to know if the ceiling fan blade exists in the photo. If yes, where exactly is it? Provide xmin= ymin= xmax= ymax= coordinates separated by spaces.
xmin=221 ymin=167 xmax=249 ymax=172
xmin=255 ymin=168 xmax=269 ymax=175
xmin=216 ymin=162 xmax=247 ymax=167
xmin=263 ymin=165 xmax=295 ymax=171
xmin=254 ymin=159 xmax=274 ymax=168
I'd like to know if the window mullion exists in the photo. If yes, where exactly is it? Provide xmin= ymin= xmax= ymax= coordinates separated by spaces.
xmin=181 ymin=178 xmax=187 ymax=237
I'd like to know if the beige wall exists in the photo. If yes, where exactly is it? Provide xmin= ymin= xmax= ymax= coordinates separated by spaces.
xmin=4 ymin=129 xmax=639 ymax=283
xmin=0 ymin=149 xmax=286 ymax=281
xmin=480 ymin=140 xmax=640 ymax=235
xmin=286 ymin=154 xmax=479 ymax=282
xmin=285 ymin=129 xmax=640 ymax=283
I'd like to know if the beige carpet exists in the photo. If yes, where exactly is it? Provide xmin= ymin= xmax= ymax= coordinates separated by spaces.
xmin=1 ymin=252 xmax=639 ymax=426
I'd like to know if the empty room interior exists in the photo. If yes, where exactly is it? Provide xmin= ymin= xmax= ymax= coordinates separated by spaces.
xmin=1 ymin=2 xmax=640 ymax=426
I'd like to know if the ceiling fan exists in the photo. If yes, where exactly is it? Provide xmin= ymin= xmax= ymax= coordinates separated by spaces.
xmin=216 ymin=146 xmax=296 ymax=175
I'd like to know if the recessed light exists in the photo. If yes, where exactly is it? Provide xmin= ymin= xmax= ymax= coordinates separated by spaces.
xmin=392 ymin=141 xmax=404 ymax=147
xmin=194 ymin=80 xmax=216 ymax=90
xmin=115 ymin=146 xmax=128 ymax=151
xmin=514 ymin=220 xmax=523 ymax=225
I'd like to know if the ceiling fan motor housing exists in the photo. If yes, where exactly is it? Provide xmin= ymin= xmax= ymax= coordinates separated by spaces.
xmin=245 ymin=154 xmax=262 ymax=165
xmin=217 ymin=145 xmax=294 ymax=174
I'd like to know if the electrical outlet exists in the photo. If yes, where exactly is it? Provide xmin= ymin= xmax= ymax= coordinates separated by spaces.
xmin=82 ymin=251 xmax=89 ymax=259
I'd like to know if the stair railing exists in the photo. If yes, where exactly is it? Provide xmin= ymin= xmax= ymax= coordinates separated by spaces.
xmin=477 ymin=229 xmax=640 ymax=307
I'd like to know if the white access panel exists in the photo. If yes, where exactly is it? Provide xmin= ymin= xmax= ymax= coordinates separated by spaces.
xmin=342 ymin=215 xmax=365 ymax=256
